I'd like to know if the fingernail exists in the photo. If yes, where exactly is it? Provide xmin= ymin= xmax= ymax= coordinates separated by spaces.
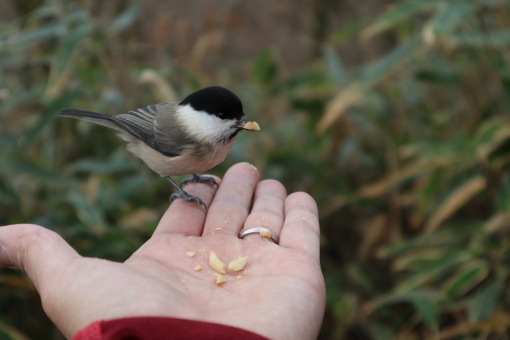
xmin=245 ymin=162 xmax=258 ymax=171
xmin=0 ymin=245 xmax=13 ymax=267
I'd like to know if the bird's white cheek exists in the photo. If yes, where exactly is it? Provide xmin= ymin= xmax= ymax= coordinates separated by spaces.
xmin=176 ymin=104 xmax=234 ymax=141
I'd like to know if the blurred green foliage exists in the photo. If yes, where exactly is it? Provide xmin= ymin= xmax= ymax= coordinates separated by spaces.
xmin=1 ymin=0 xmax=510 ymax=339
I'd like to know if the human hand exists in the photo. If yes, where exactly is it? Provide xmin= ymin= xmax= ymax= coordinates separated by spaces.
xmin=0 ymin=163 xmax=325 ymax=339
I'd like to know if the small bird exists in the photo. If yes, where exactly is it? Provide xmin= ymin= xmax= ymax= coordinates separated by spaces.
xmin=57 ymin=86 xmax=260 ymax=208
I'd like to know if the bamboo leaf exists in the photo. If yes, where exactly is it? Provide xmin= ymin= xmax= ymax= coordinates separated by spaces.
xmin=0 ymin=275 xmax=35 ymax=290
xmin=252 ymin=49 xmax=279 ymax=86
xmin=476 ymin=126 xmax=510 ymax=162
xmin=361 ymin=35 xmax=423 ymax=88
xmin=370 ymin=323 xmax=396 ymax=340
xmin=316 ymin=83 xmax=364 ymax=133
xmin=139 ymin=69 xmax=178 ymax=102
xmin=66 ymin=159 xmax=137 ymax=174
xmin=484 ymin=212 xmax=510 ymax=234
xmin=363 ymin=290 xmax=441 ymax=315
xmin=392 ymin=249 xmax=445 ymax=272
xmin=0 ymin=22 xmax=66 ymax=50
xmin=424 ymin=176 xmax=486 ymax=235
xmin=443 ymin=30 xmax=510 ymax=47
xmin=97 ymin=175 xmax=148 ymax=211
xmin=323 ymin=46 xmax=348 ymax=86
xmin=0 ymin=321 xmax=29 ymax=340
xmin=361 ymin=0 xmax=443 ymax=40
xmin=412 ymin=297 xmax=439 ymax=328
xmin=119 ymin=208 xmax=158 ymax=229
xmin=0 ymin=157 xmax=75 ymax=187
xmin=109 ymin=1 xmax=142 ymax=35
xmin=67 ymin=192 xmax=106 ymax=232
xmin=394 ymin=252 xmax=472 ymax=293
xmin=496 ymin=176 xmax=510 ymax=213
xmin=46 ymin=22 xmax=91 ymax=98
xmin=19 ymin=90 xmax=80 ymax=149
xmin=469 ymin=277 xmax=504 ymax=321
xmin=439 ymin=313 xmax=510 ymax=339
xmin=443 ymin=262 xmax=489 ymax=298
xmin=0 ymin=84 xmax=44 ymax=116
xmin=422 ymin=2 xmax=477 ymax=45
xmin=358 ymin=157 xmax=453 ymax=198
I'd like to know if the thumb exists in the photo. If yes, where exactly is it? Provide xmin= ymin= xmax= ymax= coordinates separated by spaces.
xmin=0 ymin=224 xmax=80 ymax=293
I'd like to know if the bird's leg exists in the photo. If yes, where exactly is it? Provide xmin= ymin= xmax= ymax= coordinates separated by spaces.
xmin=165 ymin=176 xmax=206 ymax=209
xmin=179 ymin=174 xmax=219 ymax=189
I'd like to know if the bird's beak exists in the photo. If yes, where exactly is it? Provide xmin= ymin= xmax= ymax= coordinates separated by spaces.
xmin=237 ymin=115 xmax=260 ymax=131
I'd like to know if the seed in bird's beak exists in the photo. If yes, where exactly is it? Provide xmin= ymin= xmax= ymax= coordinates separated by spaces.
xmin=237 ymin=114 xmax=261 ymax=131
xmin=243 ymin=121 xmax=260 ymax=131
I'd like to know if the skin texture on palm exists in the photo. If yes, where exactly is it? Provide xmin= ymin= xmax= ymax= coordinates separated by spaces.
xmin=0 ymin=163 xmax=325 ymax=339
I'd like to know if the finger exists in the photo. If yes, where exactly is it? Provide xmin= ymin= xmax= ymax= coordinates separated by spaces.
xmin=153 ymin=176 xmax=221 ymax=236
xmin=279 ymin=193 xmax=320 ymax=262
xmin=202 ymin=162 xmax=260 ymax=235
xmin=240 ymin=179 xmax=286 ymax=242
xmin=0 ymin=224 xmax=80 ymax=294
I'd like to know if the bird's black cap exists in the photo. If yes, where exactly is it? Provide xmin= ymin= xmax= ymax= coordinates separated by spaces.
xmin=179 ymin=86 xmax=244 ymax=120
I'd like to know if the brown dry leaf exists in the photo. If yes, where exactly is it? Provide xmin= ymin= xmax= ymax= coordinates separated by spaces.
xmin=392 ymin=249 xmax=444 ymax=271
xmin=0 ymin=320 xmax=29 ymax=340
xmin=316 ymin=83 xmax=364 ymax=134
xmin=188 ymin=31 xmax=224 ymax=71
xmin=209 ymin=251 xmax=226 ymax=274
xmin=476 ymin=126 xmax=510 ymax=161
xmin=484 ymin=212 xmax=510 ymax=234
xmin=319 ymin=196 xmax=346 ymax=219
xmin=120 ymin=208 xmax=158 ymax=229
xmin=359 ymin=10 xmax=397 ymax=42
xmin=423 ymin=176 xmax=486 ymax=235
xmin=358 ymin=157 xmax=453 ymax=198
xmin=422 ymin=23 xmax=436 ymax=46
xmin=0 ymin=275 xmax=35 ymax=290
xmin=138 ymin=69 xmax=178 ymax=102
xmin=436 ymin=312 xmax=510 ymax=340
xmin=358 ymin=215 xmax=387 ymax=262
xmin=153 ymin=16 xmax=171 ymax=51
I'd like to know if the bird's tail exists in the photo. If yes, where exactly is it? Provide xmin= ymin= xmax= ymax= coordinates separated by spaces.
xmin=57 ymin=108 xmax=121 ymax=131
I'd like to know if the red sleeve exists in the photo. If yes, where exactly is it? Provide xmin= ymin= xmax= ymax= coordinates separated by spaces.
xmin=72 ymin=316 xmax=268 ymax=340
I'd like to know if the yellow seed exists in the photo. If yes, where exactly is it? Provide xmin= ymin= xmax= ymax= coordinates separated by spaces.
xmin=194 ymin=265 xmax=202 ymax=271
xmin=228 ymin=256 xmax=248 ymax=271
xmin=186 ymin=251 xmax=196 ymax=257
xmin=209 ymin=251 xmax=226 ymax=274
xmin=214 ymin=273 xmax=227 ymax=284
xmin=243 ymin=121 xmax=260 ymax=131
xmin=260 ymin=230 xmax=271 ymax=238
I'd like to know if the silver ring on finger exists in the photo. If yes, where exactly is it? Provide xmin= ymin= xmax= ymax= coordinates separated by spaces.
xmin=238 ymin=227 xmax=279 ymax=245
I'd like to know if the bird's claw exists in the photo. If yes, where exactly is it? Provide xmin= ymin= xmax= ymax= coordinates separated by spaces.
xmin=170 ymin=191 xmax=207 ymax=209
xmin=179 ymin=174 xmax=219 ymax=188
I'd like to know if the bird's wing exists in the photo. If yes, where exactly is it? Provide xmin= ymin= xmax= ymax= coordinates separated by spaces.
xmin=153 ymin=103 xmax=197 ymax=157
xmin=114 ymin=103 xmax=196 ymax=157
xmin=110 ymin=104 xmax=160 ymax=150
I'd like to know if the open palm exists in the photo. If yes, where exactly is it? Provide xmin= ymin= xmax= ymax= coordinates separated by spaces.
xmin=0 ymin=163 xmax=325 ymax=339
